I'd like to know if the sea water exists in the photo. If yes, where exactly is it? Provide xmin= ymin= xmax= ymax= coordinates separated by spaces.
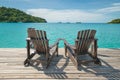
xmin=0 ymin=23 xmax=120 ymax=48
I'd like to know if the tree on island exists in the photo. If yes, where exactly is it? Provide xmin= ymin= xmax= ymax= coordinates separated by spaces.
xmin=0 ymin=7 xmax=47 ymax=23
xmin=108 ymin=18 xmax=120 ymax=24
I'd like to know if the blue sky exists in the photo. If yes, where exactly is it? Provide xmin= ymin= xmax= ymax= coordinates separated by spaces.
xmin=0 ymin=0 xmax=120 ymax=23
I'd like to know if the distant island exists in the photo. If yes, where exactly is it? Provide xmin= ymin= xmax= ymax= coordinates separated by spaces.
xmin=0 ymin=7 xmax=47 ymax=23
xmin=108 ymin=18 xmax=120 ymax=24
xmin=76 ymin=22 xmax=81 ymax=24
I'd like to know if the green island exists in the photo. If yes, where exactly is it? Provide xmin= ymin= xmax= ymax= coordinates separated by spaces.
xmin=108 ymin=18 xmax=120 ymax=24
xmin=0 ymin=7 xmax=47 ymax=23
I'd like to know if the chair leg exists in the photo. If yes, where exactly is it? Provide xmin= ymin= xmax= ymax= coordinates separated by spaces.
xmin=24 ymin=53 xmax=36 ymax=66
xmin=94 ymin=58 xmax=101 ymax=65
xmin=46 ymin=58 xmax=50 ymax=68
xmin=24 ymin=39 xmax=30 ymax=66
xmin=24 ymin=39 xmax=36 ymax=66
xmin=76 ymin=60 xmax=80 ymax=70
xmin=46 ymin=49 xmax=56 ymax=68
xmin=56 ymin=45 xmax=59 ymax=57
xmin=64 ymin=44 xmax=67 ymax=57
xmin=24 ymin=59 xmax=30 ymax=66
xmin=92 ymin=39 xmax=101 ymax=65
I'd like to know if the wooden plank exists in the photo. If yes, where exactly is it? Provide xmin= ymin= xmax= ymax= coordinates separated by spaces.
xmin=0 ymin=72 xmax=120 ymax=79
xmin=0 ymin=48 xmax=120 ymax=79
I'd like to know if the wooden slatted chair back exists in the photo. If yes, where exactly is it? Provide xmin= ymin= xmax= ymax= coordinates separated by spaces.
xmin=76 ymin=29 xmax=96 ymax=54
xmin=27 ymin=28 xmax=35 ymax=38
xmin=27 ymin=28 xmax=48 ymax=53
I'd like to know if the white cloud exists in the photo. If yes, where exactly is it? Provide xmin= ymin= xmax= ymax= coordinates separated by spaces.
xmin=96 ymin=3 xmax=120 ymax=13
xmin=26 ymin=9 xmax=104 ymax=22
xmin=112 ymin=3 xmax=120 ymax=6
xmin=26 ymin=3 xmax=120 ymax=23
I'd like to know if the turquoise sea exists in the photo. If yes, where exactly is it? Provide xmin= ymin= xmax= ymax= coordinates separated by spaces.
xmin=0 ymin=23 xmax=120 ymax=48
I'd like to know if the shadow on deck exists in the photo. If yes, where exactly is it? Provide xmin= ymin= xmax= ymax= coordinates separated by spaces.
xmin=0 ymin=48 xmax=120 ymax=79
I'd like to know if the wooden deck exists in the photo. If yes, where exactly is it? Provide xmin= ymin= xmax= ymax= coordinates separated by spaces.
xmin=0 ymin=48 xmax=120 ymax=80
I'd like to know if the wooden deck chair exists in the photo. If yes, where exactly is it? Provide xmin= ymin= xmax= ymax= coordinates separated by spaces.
xmin=64 ymin=29 xmax=101 ymax=69
xmin=24 ymin=28 xmax=59 ymax=68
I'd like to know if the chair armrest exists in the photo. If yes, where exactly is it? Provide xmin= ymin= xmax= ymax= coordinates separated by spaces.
xmin=75 ymin=38 xmax=98 ymax=42
xmin=26 ymin=37 xmax=34 ymax=48
xmin=66 ymin=44 xmax=75 ymax=56
xmin=64 ymin=39 xmax=70 ymax=46
xmin=64 ymin=39 xmax=76 ymax=50
xmin=49 ymin=39 xmax=59 ymax=49
xmin=26 ymin=37 xmax=31 ymax=41
xmin=92 ymin=38 xmax=98 ymax=47
xmin=75 ymin=39 xmax=79 ymax=41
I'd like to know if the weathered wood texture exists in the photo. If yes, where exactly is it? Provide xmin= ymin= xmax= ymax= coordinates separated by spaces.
xmin=24 ymin=28 xmax=59 ymax=68
xmin=0 ymin=48 xmax=120 ymax=80
xmin=64 ymin=30 xmax=101 ymax=69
